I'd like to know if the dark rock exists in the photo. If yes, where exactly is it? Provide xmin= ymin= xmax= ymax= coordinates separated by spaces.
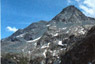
xmin=1 ymin=58 xmax=16 ymax=64
xmin=61 ymin=26 xmax=95 ymax=64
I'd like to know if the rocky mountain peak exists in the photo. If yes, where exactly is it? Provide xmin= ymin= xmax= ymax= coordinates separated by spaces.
xmin=61 ymin=5 xmax=79 ymax=13
xmin=52 ymin=5 xmax=87 ymax=22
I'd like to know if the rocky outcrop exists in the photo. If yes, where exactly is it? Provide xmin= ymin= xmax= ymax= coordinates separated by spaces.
xmin=61 ymin=26 xmax=95 ymax=64
xmin=1 ymin=58 xmax=16 ymax=64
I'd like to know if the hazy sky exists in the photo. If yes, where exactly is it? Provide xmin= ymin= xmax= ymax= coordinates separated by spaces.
xmin=1 ymin=0 xmax=95 ymax=38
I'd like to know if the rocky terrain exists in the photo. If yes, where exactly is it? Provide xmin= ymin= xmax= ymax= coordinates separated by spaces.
xmin=1 ymin=5 xmax=95 ymax=64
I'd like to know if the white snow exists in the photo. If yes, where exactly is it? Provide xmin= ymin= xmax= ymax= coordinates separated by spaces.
xmin=13 ymin=57 xmax=16 ymax=59
xmin=46 ymin=24 xmax=50 ymax=27
xmin=43 ymin=50 xmax=47 ymax=58
xmin=28 ymin=51 xmax=31 ymax=54
xmin=48 ymin=43 xmax=50 ymax=46
xmin=58 ymin=41 xmax=67 ymax=47
xmin=78 ymin=28 xmax=86 ymax=35
xmin=60 ymin=48 xmax=66 ymax=51
xmin=48 ymin=49 xmax=52 ymax=53
xmin=16 ymin=34 xmax=25 ymax=37
xmin=41 ymin=43 xmax=50 ymax=49
xmin=60 ymin=48 xmax=63 ymax=50
xmin=53 ymin=50 xmax=56 ymax=56
xmin=63 ymin=38 xmax=68 ymax=40
xmin=62 ymin=27 xmax=67 ymax=30
xmin=41 ymin=45 xmax=48 ymax=49
xmin=54 ymin=33 xmax=58 ymax=36
xmin=78 ymin=30 xmax=86 ymax=34
xmin=27 ymin=37 xmax=41 ymax=42
xmin=75 ymin=28 xmax=78 ymax=31
xmin=34 ymin=43 xmax=37 ymax=46
xmin=66 ymin=31 xmax=69 ymax=33
xmin=58 ymin=41 xmax=63 ymax=46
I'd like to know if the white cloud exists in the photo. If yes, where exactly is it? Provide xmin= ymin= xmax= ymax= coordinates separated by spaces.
xmin=83 ymin=0 xmax=94 ymax=8
xmin=79 ymin=5 xmax=94 ymax=15
xmin=67 ymin=0 xmax=71 ymax=4
xmin=6 ymin=26 xmax=18 ymax=32
xmin=76 ymin=0 xmax=95 ymax=17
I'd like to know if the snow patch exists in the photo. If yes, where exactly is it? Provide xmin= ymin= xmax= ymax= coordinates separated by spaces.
xmin=41 ymin=45 xmax=49 ymax=49
xmin=13 ymin=57 xmax=16 ymax=59
xmin=27 ymin=37 xmax=41 ymax=42
xmin=78 ymin=28 xmax=86 ymax=34
xmin=75 ymin=28 xmax=78 ymax=31
xmin=66 ymin=31 xmax=69 ymax=33
xmin=43 ymin=50 xmax=47 ymax=58
xmin=48 ymin=49 xmax=52 ymax=53
xmin=60 ymin=48 xmax=66 ymax=50
xmin=28 ymin=51 xmax=31 ymax=54
xmin=62 ymin=27 xmax=67 ymax=30
xmin=53 ymin=50 xmax=57 ymax=56
xmin=58 ymin=41 xmax=67 ymax=47
xmin=58 ymin=41 xmax=63 ymax=46
xmin=41 ymin=43 xmax=50 ymax=49
xmin=46 ymin=24 xmax=50 ymax=27
xmin=16 ymin=34 xmax=25 ymax=37
xmin=54 ymin=33 xmax=58 ymax=36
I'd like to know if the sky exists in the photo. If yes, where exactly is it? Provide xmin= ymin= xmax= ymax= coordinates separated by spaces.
xmin=1 ymin=0 xmax=95 ymax=39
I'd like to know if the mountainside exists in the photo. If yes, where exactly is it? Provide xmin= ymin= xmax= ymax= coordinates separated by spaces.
xmin=1 ymin=5 xmax=95 ymax=64
xmin=61 ymin=26 xmax=95 ymax=64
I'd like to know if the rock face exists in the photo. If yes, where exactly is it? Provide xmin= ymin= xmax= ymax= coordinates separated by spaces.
xmin=1 ymin=5 xmax=95 ymax=64
xmin=61 ymin=26 xmax=95 ymax=64
xmin=52 ymin=5 xmax=87 ymax=22
xmin=1 ymin=58 xmax=16 ymax=64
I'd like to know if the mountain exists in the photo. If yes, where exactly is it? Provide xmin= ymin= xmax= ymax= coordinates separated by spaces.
xmin=52 ymin=5 xmax=87 ymax=22
xmin=1 ymin=5 xmax=95 ymax=64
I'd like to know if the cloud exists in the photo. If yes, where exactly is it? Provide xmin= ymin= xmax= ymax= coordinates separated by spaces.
xmin=6 ymin=26 xmax=18 ymax=32
xmin=67 ymin=0 xmax=71 ymax=4
xmin=76 ymin=0 xmax=95 ymax=17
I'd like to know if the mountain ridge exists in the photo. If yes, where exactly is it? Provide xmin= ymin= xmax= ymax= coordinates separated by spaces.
xmin=2 ymin=5 xmax=95 ymax=40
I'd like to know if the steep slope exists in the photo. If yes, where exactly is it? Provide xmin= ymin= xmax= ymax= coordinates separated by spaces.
xmin=37 ymin=5 xmax=95 ymax=46
xmin=61 ymin=26 xmax=95 ymax=64
xmin=52 ymin=5 xmax=87 ymax=22
xmin=2 ymin=20 xmax=47 ymax=41
xmin=1 ymin=5 xmax=95 ymax=64
xmin=1 ymin=20 xmax=48 ymax=54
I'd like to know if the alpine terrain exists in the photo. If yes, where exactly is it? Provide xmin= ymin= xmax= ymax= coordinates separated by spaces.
xmin=1 ymin=5 xmax=95 ymax=64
